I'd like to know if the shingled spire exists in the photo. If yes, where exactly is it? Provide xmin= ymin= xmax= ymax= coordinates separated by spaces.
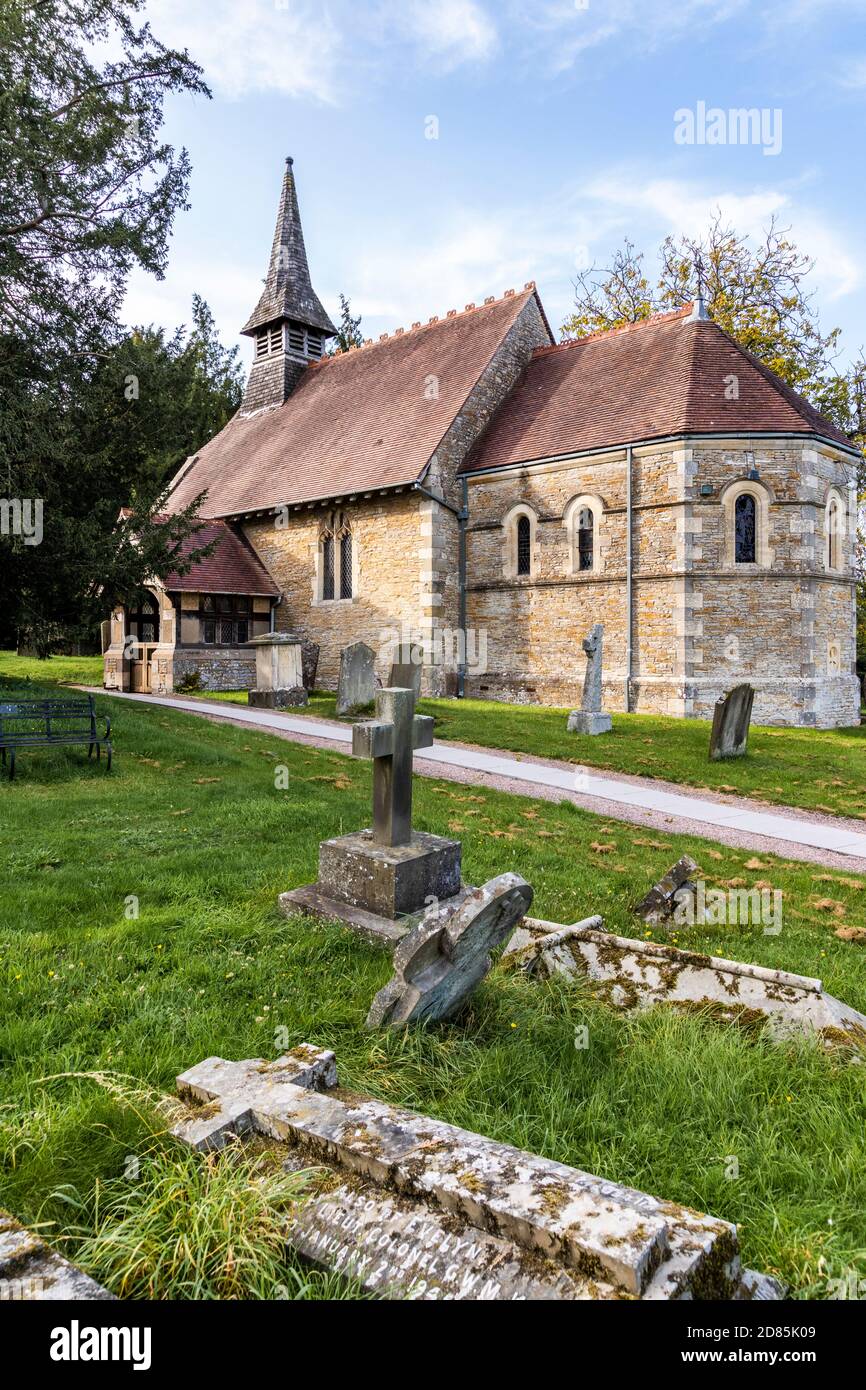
xmin=239 ymin=158 xmax=336 ymax=416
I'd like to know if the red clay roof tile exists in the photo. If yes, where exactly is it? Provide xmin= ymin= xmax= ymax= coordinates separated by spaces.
xmin=167 ymin=288 xmax=542 ymax=518
xmin=461 ymin=307 xmax=853 ymax=474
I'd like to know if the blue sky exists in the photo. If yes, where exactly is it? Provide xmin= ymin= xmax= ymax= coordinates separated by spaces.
xmin=123 ymin=0 xmax=866 ymax=376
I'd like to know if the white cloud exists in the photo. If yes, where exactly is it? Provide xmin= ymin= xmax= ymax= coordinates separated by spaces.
xmin=392 ymin=0 xmax=498 ymax=69
xmin=144 ymin=0 xmax=343 ymax=103
xmin=579 ymin=171 xmax=862 ymax=300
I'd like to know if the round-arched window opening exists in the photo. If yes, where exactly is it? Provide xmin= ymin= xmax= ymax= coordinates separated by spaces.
xmin=734 ymin=493 xmax=757 ymax=564
xmin=516 ymin=514 xmax=531 ymax=576
xmin=577 ymin=507 xmax=594 ymax=571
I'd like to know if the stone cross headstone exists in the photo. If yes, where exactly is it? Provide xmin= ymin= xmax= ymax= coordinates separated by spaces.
xmin=352 ymin=687 xmax=434 ymax=847
xmin=336 ymin=641 xmax=377 ymax=715
xmin=567 ymin=623 xmax=612 ymax=734
xmin=172 ymin=1045 xmax=782 ymax=1300
xmin=709 ymin=683 xmax=755 ymax=760
xmin=366 ymin=873 xmax=533 ymax=1027
xmin=279 ymin=686 xmax=461 ymax=937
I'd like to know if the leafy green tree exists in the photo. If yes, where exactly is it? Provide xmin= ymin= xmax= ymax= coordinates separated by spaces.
xmin=330 ymin=293 xmax=364 ymax=353
xmin=0 ymin=1 xmax=221 ymax=652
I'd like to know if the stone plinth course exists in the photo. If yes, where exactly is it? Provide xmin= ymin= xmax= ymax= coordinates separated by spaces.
xmin=504 ymin=918 xmax=866 ymax=1047
xmin=172 ymin=1047 xmax=781 ymax=1302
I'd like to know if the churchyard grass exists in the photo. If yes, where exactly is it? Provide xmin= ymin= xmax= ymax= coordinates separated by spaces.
xmin=3 ymin=654 xmax=862 ymax=820
xmin=202 ymin=683 xmax=866 ymax=822
xmin=1 ymin=660 xmax=866 ymax=1298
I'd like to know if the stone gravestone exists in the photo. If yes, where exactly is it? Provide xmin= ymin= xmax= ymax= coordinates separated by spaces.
xmin=246 ymin=633 xmax=308 ymax=708
xmin=566 ymin=623 xmax=612 ymax=734
xmin=387 ymin=658 xmax=422 ymax=706
xmin=299 ymin=635 xmax=319 ymax=692
xmin=709 ymin=683 xmax=755 ymax=760
xmin=172 ymin=1046 xmax=781 ymax=1301
xmin=336 ymin=641 xmax=377 ymax=715
xmin=366 ymin=873 xmax=533 ymax=1028
xmin=280 ymin=687 xmax=462 ymax=945
xmin=635 ymin=855 xmax=699 ymax=926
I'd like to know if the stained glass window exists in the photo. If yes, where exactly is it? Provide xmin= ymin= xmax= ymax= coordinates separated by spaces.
xmin=734 ymin=493 xmax=756 ymax=563
xmin=516 ymin=514 xmax=531 ymax=575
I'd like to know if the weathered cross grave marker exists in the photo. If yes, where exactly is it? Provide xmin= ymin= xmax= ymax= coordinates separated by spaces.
xmin=709 ymin=682 xmax=754 ymax=760
xmin=567 ymin=623 xmax=612 ymax=734
xmin=353 ymin=686 xmax=433 ymax=847
xmin=280 ymin=687 xmax=462 ymax=945
xmin=366 ymin=872 xmax=533 ymax=1028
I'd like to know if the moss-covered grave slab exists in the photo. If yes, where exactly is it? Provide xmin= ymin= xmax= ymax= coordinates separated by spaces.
xmin=172 ymin=1048 xmax=781 ymax=1301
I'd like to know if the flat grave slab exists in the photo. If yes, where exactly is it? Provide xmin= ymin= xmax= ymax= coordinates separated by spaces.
xmin=172 ymin=1048 xmax=781 ymax=1301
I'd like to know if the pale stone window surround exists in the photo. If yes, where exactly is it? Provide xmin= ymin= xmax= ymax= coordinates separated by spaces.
xmin=502 ymin=502 xmax=540 ymax=580
xmin=825 ymin=488 xmax=846 ymax=573
xmin=563 ymin=494 xmax=604 ymax=576
xmin=314 ymin=509 xmax=358 ymax=604
xmin=721 ymin=478 xmax=774 ymax=569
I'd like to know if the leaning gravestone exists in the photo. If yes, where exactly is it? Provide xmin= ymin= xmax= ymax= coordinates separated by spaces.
xmin=366 ymin=873 xmax=533 ymax=1028
xmin=172 ymin=1046 xmax=781 ymax=1300
xmin=336 ymin=641 xmax=377 ymax=715
xmin=635 ymin=855 xmax=699 ymax=926
xmin=709 ymin=683 xmax=755 ymax=760
xmin=567 ymin=623 xmax=612 ymax=734
xmin=280 ymin=686 xmax=462 ymax=945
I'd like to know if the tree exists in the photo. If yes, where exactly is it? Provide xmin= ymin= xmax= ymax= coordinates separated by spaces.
xmin=0 ymin=1 xmax=216 ymax=652
xmin=0 ymin=298 xmax=241 ymax=653
xmin=330 ymin=293 xmax=363 ymax=353
xmin=563 ymin=214 xmax=855 ymax=430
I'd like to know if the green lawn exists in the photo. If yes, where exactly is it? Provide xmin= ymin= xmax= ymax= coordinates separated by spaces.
xmin=202 ymin=685 xmax=866 ymax=822
xmin=1 ymin=655 xmax=866 ymax=1299
xmin=10 ymin=650 xmax=863 ymax=819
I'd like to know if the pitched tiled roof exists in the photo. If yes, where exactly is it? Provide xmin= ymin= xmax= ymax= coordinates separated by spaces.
xmin=461 ymin=307 xmax=854 ymax=474
xmin=164 ymin=520 xmax=281 ymax=596
xmin=167 ymin=287 xmax=545 ymax=518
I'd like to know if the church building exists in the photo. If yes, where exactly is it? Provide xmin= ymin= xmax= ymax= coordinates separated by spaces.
xmin=103 ymin=158 xmax=861 ymax=728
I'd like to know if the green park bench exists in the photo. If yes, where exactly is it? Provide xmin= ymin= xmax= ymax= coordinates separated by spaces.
xmin=0 ymin=695 xmax=112 ymax=780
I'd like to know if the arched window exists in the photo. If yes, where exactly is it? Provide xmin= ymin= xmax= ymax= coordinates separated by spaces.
xmin=734 ymin=493 xmax=756 ymax=564
xmin=827 ymin=493 xmax=843 ymax=571
xmin=516 ymin=514 xmax=531 ymax=576
xmin=577 ymin=507 xmax=594 ymax=571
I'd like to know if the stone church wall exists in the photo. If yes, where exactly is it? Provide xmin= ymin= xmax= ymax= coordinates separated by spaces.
xmin=463 ymin=439 xmax=860 ymax=726
xmin=244 ymin=491 xmax=426 ymax=691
